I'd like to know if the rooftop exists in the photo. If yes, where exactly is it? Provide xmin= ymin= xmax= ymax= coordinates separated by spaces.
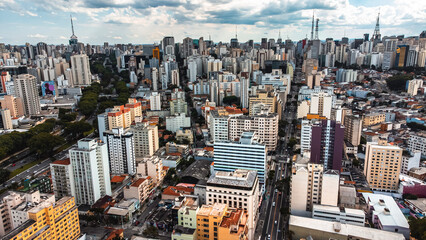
xmin=51 ymin=158 xmax=70 ymax=165
xmin=361 ymin=193 xmax=409 ymax=229
xmin=207 ymin=169 xmax=257 ymax=189
xmin=198 ymin=203 xmax=227 ymax=217
xmin=289 ymin=215 xmax=405 ymax=240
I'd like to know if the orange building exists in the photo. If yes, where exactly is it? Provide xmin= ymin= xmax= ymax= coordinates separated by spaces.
xmin=153 ymin=47 xmax=160 ymax=60
xmin=196 ymin=203 xmax=228 ymax=240
xmin=218 ymin=209 xmax=249 ymax=240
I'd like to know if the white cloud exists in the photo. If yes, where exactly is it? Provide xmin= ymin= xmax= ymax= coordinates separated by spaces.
xmin=59 ymin=36 xmax=67 ymax=39
xmin=26 ymin=11 xmax=37 ymax=16
xmin=27 ymin=34 xmax=47 ymax=38
xmin=112 ymin=36 xmax=122 ymax=39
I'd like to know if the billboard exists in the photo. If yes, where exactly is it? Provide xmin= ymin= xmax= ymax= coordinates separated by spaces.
xmin=41 ymin=81 xmax=56 ymax=96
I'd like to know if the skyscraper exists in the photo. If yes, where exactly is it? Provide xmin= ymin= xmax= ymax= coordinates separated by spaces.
xmin=132 ymin=123 xmax=159 ymax=157
xmin=240 ymin=77 xmax=249 ymax=109
xmin=395 ymin=45 xmax=409 ymax=68
xmin=214 ymin=132 xmax=267 ymax=184
xmin=70 ymin=54 xmax=92 ymax=86
xmin=310 ymin=120 xmax=345 ymax=171
xmin=344 ymin=114 xmax=362 ymax=146
xmin=364 ymin=140 xmax=402 ymax=192
xmin=69 ymin=138 xmax=112 ymax=205
xmin=13 ymin=74 xmax=41 ymax=115
xmin=182 ymin=37 xmax=193 ymax=58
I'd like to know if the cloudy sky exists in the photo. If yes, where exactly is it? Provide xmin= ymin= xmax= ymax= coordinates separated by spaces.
xmin=1 ymin=0 xmax=425 ymax=45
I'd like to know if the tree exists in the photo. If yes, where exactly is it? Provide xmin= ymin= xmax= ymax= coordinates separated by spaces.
xmin=143 ymin=226 xmax=159 ymax=238
xmin=0 ymin=169 xmax=11 ymax=184
xmin=268 ymin=170 xmax=275 ymax=180
xmin=280 ymin=207 xmax=290 ymax=216
xmin=288 ymin=138 xmax=297 ymax=148
xmin=386 ymin=74 xmax=412 ymax=91
xmin=28 ymin=133 xmax=64 ymax=157
xmin=65 ymin=121 xmax=93 ymax=138
xmin=408 ymin=217 xmax=426 ymax=240
xmin=222 ymin=96 xmax=239 ymax=105
xmin=403 ymin=193 xmax=418 ymax=200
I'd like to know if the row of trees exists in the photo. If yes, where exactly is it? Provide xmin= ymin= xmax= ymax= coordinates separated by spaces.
xmin=386 ymin=74 xmax=413 ymax=91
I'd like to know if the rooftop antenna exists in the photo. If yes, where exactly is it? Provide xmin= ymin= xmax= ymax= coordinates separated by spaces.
xmin=235 ymin=25 xmax=238 ymax=39
xmin=315 ymin=18 xmax=319 ymax=40
xmin=310 ymin=10 xmax=315 ymax=40
xmin=70 ymin=14 xmax=75 ymax=36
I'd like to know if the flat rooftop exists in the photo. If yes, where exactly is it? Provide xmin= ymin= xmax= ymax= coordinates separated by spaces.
xmin=207 ymin=170 xmax=257 ymax=189
xmin=198 ymin=203 xmax=227 ymax=217
xmin=290 ymin=215 xmax=405 ymax=240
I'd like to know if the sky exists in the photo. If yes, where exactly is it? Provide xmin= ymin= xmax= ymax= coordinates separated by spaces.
xmin=0 ymin=0 xmax=425 ymax=45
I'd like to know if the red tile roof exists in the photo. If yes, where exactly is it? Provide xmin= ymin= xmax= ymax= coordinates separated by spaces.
xmin=162 ymin=186 xmax=194 ymax=196
xmin=51 ymin=158 xmax=70 ymax=165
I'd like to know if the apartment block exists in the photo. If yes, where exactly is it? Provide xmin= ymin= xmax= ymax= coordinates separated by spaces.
xmin=408 ymin=132 xmax=426 ymax=157
xmin=1 ymin=194 xmax=80 ymax=240
xmin=197 ymin=203 xmax=228 ymax=240
xmin=108 ymin=106 xmax=132 ymax=130
xmin=214 ymin=132 xmax=267 ymax=184
xmin=401 ymin=151 xmax=421 ymax=174
xmin=50 ymin=158 xmax=75 ymax=200
xmin=166 ymin=113 xmax=191 ymax=132
xmin=69 ymin=138 xmax=112 ymax=205
xmin=209 ymin=109 xmax=243 ymax=143
xmin=103 ymin=127 xmax=136 ymax=175
xmin=0 ymin=95 xmax=24 ymax=117
xmin=248 ymin=92 xmax=276 ymax=115
xmin=344 ymin=114 xmax=362 ymax=146
xmin=132 ymin=123 xmax=159 ymax=157
xmin=123 ymin=177 xmax=154 ymax=204
xmin=310 ymin=92 xmax=333 ymax=119
xmin=136 ymin=156 xmax=165 ymax=187
xmin=0 ymin=109 xmax=12 ymax=130
xmin=13 ymin=74 xmax=40 ymax=116
xmin=70 ymin=54 xmax=91 ymax=86
xmin=170 ymin=98 xmax=187 ymax=115
xmin=206 ymin=169 xmax=260 ymax=238
xmin=228 ymin=114 xmax=278 ymax=151
xmin=290 ymin=155 xmax=340 ymax=217
xmin=364 ymin=140 xmax=402 ymax=192
xmin=363 ymin=113 xmax=386 ymax=127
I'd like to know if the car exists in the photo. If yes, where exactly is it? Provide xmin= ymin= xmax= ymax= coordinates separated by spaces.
xmin=268 ymin=234 xmax=271 ymax=239
xmin=275 ymin=221 xmax=277 ymax=225
xmin=134 ymin=220 xmax=140 ymax=226
xmin=275 ymin=189 xmax=278 ymax=193
xmin=272 ymin=202 xmax=275 ymax=207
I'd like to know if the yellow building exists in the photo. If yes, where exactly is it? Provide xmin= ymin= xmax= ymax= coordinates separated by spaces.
xmin=3 ymin=196 xmax=80 ymax=240
xmin=248 ymin=92 xmax=276 ymax=115
xmin=362 ymin=113 xmax=386 ymax=127
xmin=196 ymin=203 xmax=227 ymax=240
xmin=218 ymin=209 xmax=249 ymax=240
xmin=364 ymin=139 xmax=402 ymax=192
xmin=153 ymin=47 xmax=160 ymax=60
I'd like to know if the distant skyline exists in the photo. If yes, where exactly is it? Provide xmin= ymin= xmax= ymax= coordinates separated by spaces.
xmin=1 ymin=0 xmax=425 ymax=45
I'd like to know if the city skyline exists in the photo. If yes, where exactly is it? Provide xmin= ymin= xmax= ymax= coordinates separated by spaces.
xmin=1 ymin=0 xmax=425 ymax=45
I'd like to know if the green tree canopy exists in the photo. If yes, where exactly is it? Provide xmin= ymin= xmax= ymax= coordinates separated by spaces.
xmin=28 ymin=132 xmax=64 ymax=157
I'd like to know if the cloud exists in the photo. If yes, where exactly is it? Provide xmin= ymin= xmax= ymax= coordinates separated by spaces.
xmin=59 ymin=36 xmax=67 ymax=39
xmin=27 ymin=34 xmax=47 ymax=38
xmin=26 ymin=11 xmax=37 ymax=16
xmin=112 ymin=36 xmax=122 ymax=39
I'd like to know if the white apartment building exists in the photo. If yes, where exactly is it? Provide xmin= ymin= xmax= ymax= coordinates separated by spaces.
xmin=69 ymin=138 xmax=112 ymax=205
xmin=228 ymin=113 xmax=279 ymax=152
xmin=103 ymin=127 xmax=136 ymax=175
xmin=170 ymin=98 xmax=187 ymax=115
xmin=408 ymin=132 xmax=426 ymax=157
xmin=401 ymin=151 xmax=421 ymax=174
xmin=206 ymin=169 xmax=260 ymax=239
xmin=13 ymin=74 xmax=41 ymax=115
xmin=312 ymin=205 xmax=365 ymax=226
xmin=70 ymin=54 xmax=91 ymax=86
xmin=166 ymin=113 xmax=190 ymax=132
xmin=406 ymin=79 xmax=423 ymax=96
xmin=50 ymin=158 xmax=75 ymax=200
xmin=290 ymin=154 xmax=340 ymax=217
xmin=214 ymin=132 xmax=267 ymax=184
xmin=150 ymin=91 xmax=161 ymax=111
xmin=300 ymin=119 xmax=315 ymax=152
xmin=310 ymin=92 xmax=333 ymax=119
xmin=132 ymin=123 xmax=159 ymax=157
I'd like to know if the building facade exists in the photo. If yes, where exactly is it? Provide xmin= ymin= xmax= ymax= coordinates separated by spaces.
xmin=104 ymin=127 xmax=136 ymax=175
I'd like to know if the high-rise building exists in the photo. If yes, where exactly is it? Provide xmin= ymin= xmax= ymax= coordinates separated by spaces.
xmin=214 ymin=132 xmax=267 ymax=184
xmin=406 ymin=79 xmax=423 ymax=96
xmin=0 ymin=108 xmax=12 ymax=130
xmin=395 ymin=45 xmax=409 ymax=68
xmin=248 ymin=92 xmax=276 ymax=116
xmin=401 ymin=151 xmax=421 ymax=174
xmin=364 ymin=140 xmax=402 ymax=192
xmin=166 ymin=113 xmax=191 ymax=132
xmin=183 ymin=37 xmax=193 ymax=58
xmin=135 ymin=156 xmax=164 ymax=186
xmin=132 ymin=123 xmax=159 ymax=157
xmin=0 ymin=192 xmax=80 ymax=240
xmin=162 ymin=36 xmax=175 ymax=53
xmin=69 ymin=138 xmax=112 ymax=205
xmin=50 ymin=158 xmax=75 ymax=200
xmin=310 ymin=92 xmax=333 ymax=119
xmin=310 ymin=120 xmax=345 ymax=171
xmin=170 ymin=98 xmax=187 ymax=115
xmin=290 ymin=158 xmax=340 ymax=216
xmin=150 ymin=91 xmax=161 ymax=111
xmin=103 ymin=127 xmax=136 ymax=175
xmin=228 ymin=114 xmax=279 ymax=152
xmin=13 ymin=74 xmax=41 ymax=115
xmin=196 ymin=203 xmax=228 ymax=240
xmin=206 ymin=169 xmax=260 ymax=239
xmin=240 ymin=77 xmax=249 ymax=109
xmin=408 ymin=133 xmax=426 ymax=157
xmin=70 ymin=54 xmax=92 ymax=86
xmin=153 ymin=47 xmax=160 ymax=60
xmin=344 ymin=115 xmax=362 ymax=146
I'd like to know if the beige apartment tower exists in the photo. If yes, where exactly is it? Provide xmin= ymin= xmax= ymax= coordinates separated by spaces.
xmin=344 ymin=114 xmax=362 ymax=146
xmin=70 ymin=54 xmax=92 ymax=86
xmin=13 ymin=74 xmax=41 ymax=115
xmin=0 ymin=95 xmax=24 ymax=117
xmin=364 ymin=140 xmax=402 ymax=192
xmin=132 ymin=123 xmax=159 ymax=157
